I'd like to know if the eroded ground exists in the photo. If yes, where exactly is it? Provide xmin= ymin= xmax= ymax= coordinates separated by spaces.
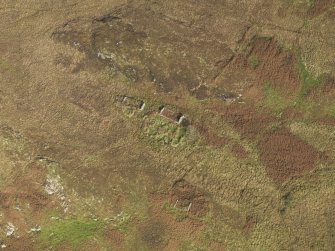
xmin=0 ymin=0 xmax=335 ymax=250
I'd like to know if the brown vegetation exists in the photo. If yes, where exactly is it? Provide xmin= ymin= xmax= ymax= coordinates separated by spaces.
xmin=249 ymin=37 xmax=300 ymax=94
xmin=308 ymin=0 xmax=334 ymax=17
xmin=170 ymin=180 xmax=209 ymax=217
xmin=258 ymin=128 xmax=321 ymax=183
xmin=223 ymin=104 xmax=273 ymax=139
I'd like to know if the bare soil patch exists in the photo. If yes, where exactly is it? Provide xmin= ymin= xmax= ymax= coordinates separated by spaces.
xmin=258 ymin=128 xmax=321 ymax=183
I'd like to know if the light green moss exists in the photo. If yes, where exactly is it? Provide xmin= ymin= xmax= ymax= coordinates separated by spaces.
xmin=39 ymin=218 xmax=106 ymax=250
xmin=297 ymin=53 xmax=321 ymax=101
xmin=262 ymin=83 xmax=292 ymax=113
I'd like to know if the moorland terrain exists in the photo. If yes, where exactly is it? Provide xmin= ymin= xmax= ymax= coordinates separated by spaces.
xmin=0 ymin=0 xmax=335 ymax=250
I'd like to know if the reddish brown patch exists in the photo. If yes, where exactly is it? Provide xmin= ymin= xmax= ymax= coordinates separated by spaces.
xmin=308 ymin=0 xmax=333 ymax=17
xmin=231 ymin=143 xmax=248 ymax=159
xmin=242 ymin=216 xmax=257 ymax=234
xmin=105 ymin=229 xmax=125 ymax=249
xmin=258 ymin=128 xmax=321 ymax=183
xmin=210 ymin=241 xmax=226 ymax=251
xmin=308 ymin=74 xmax=335 ymax=98
xmin=193 ymin=122 xmax=231 ymax=147
xmin=318 ymin=117 xmax=335 ymax=127
xmin=216 ymin=37 xmax=300 ymax=101
xmin=329 ymin=8 xmax=335 ymax=19
xmin=4 ymin=236 xmax=35 ymax=251
xmin=223 ymin=104 xmax=273 ymax=139
xmin=149 ymin=194 xmax=205 ymax=251
xmin=282 ymin=107 xmax=305 ymax=121
xmin=321 ymin=75 xmax=335 ymax=93
xmin=170 ymin=180 xmax=209 ymax=217
xmin=0 ymin=164 xmax=50 ymax=215
xmin=243 ymin=85 xmax=264 ymax=102
xmin=139 ymin=220 xmax=167 ymax=249
xmin=250 ymin=37 xmax=300 ymax=94
xmin=0 ymin=163 xmax=59 ymax=247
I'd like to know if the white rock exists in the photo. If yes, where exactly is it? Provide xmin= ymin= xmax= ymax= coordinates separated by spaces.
xmin=28 ymin=226 xmax=41 ymax=233
xmin=5 ymin=223 xmax=15 ymax=237
xmin=44 ymin=175 xmax=63 ymax=195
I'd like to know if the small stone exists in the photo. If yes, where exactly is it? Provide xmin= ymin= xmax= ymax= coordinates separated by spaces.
xmin=5 ymin=223 xmax=15 ymax=237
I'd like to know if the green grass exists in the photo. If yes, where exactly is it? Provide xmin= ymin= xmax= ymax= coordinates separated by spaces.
xmin=295 ymin=53 xmax=335 ymax=118
xmin=260 ymin=52 xmax=333 ymax=120
xmin=39 ymin=218 xmax=106 ymax=250
xmin=297 ymin=53 xmax=321 ymax=101
xmin=248 ymin=55 xmax=260 ymax=69
xmin=262 ymin=83 xmax=292 ymax=113
xmin=261 ymin=69 xmax=333 ymax=120
xmin=145 ymin=116 xmax=187 ymax=145
xmin=173 ymin=127 xmax=188 ymax=145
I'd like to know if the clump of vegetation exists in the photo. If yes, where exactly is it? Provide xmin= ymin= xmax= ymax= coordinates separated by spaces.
xmin=248 ymin=55 xmax=260 ymax=69
xmin=39 ymin=218 xmax=106 ymax=250
xmin=145 ymin=116 xmax=187 ymax=145
xmin=283 ymin=192 xmax=294 ymax=207
xmin=173 ymin=127 xmax=187 ymax=145
xmin=279 ymin=192 xmax=294 ymax=215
